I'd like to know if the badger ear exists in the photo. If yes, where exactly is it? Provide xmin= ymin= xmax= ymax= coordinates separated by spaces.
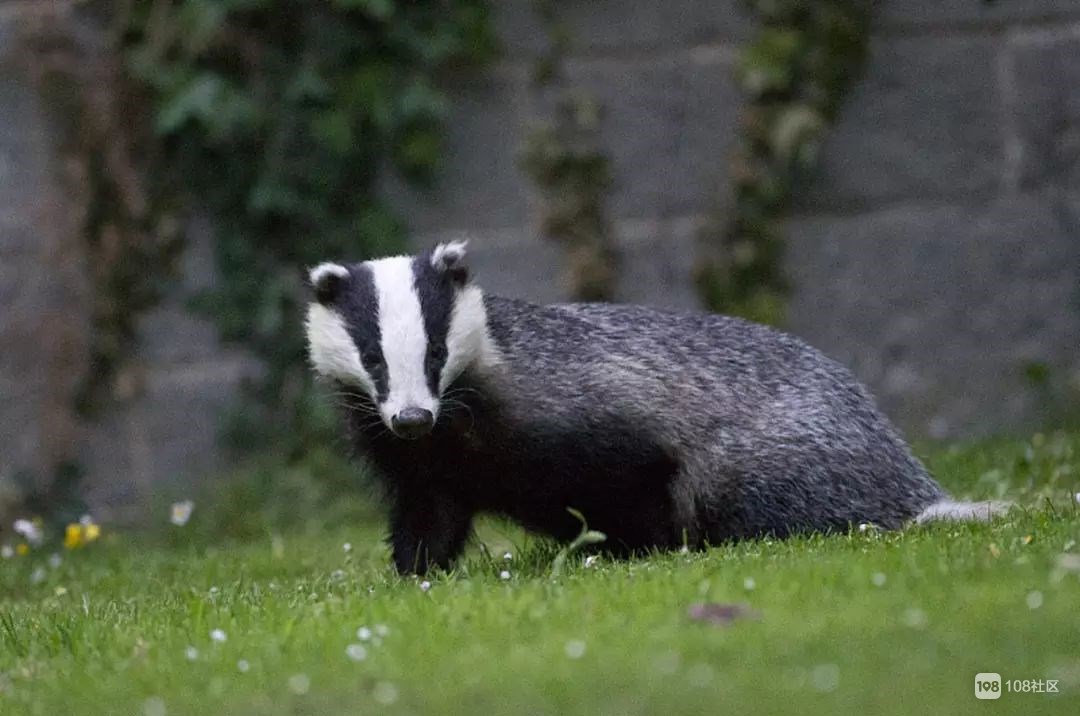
xmin=309 ymin=262 xmax=349 ymax=305
xmin=430 ymin=240 xmax=469 ymax=284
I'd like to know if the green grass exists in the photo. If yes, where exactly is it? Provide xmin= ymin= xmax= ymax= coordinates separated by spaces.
xmin=2 ymin=432 xmax=1080 ymax=715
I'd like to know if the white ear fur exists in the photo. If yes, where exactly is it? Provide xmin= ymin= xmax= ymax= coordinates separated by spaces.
xmin=430 ymin=240 xmax=469 ymax=272
xmin=309 ymin=262 xmax=350 ymax=303
xmin=310 ymin=262 xmax=350 ymax=286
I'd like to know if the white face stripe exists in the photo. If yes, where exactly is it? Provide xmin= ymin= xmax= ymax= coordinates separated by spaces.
xmin=369 ymin=256 xmax=439 ymax=420
xmin=441 ymin=284 xmax=501 ymax=392
xmin=305 ymin=303 xmax=374 ymax=393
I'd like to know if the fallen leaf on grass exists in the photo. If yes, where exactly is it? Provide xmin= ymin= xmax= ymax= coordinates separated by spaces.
xmin=687 ymin=603 xmax=761 ymax=626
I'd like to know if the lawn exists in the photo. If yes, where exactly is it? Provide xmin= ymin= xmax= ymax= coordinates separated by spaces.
xmin=2 ymin=432 xmax=1079 ymax=716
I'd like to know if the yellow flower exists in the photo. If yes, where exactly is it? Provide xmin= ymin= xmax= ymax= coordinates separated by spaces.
xmin=16 ymin=543 xmax=29 ymax=556
xmin=64 ymin=524 xmax=83 ymax=549
xmin=64 ymin=520 xmax=103 ymax=549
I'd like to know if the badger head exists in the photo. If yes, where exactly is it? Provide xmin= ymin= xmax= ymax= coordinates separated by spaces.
xmin=305 ymin=240 xmax=496 ymax=439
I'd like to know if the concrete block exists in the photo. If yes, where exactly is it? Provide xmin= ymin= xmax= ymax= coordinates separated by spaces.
xmin=555 ymin=51 xmax=740 ymax=220
xmin=381 ymin=68 xmax=533 ymax=233
xmin=1009 ymin=33 xmax=1080 ymax=190
xmin=496 ymin=0 xmax=752 ymax=58
xmin=785 ymin=194 xmax=1080 ymax=438
xmin=878 ymin=1 xmax=1080 ymax=30
xmin=800 ymin=35 xmax=1002 ymax=209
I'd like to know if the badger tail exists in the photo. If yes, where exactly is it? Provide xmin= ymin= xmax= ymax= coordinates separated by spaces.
xmin=914 ymin=499 xmax=1011 ymax=524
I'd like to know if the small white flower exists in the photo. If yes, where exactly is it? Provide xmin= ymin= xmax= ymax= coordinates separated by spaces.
xmin=237 ymin=659 xmax=250 ymax=673
xmin=184 ymin=646 xmax=199 ymax=661
xmin=142 ymin=696 xmax=167 ymax=716
xmin=79 ymin=514 xmax=94 ymax=527
xmin=170 ymin=500 xmax=194 ymax=527
xmin=858 ymin=523 xmax=870 ymax=532
xmin=330 ymin=569 xmax=345 ymax=581
xmin=564 ymin=640 xmax=586 ymax=659
xmin=30 ymin=567 xmax=46 ymax=585
xmin=357 ymin=627 xmax=372 ymax=641
xmin=871 ymin=572 xmax=887 ymax=587
xmin=903 ymin=608 xmax=927 ymax=629
xmin=48 ymin=553 xmax=62 ymax=569
xmin=811 ymin=663 xmax=840 ymax=692
xmin=584 ymin=555 xmax=599 ymax=568
xmin=503 ymin=551 xmax=513 ymax=561
xmin=208 ymin=586 xmax=220 ymax=597
xmin=210 ymin=629 xmax=227 ymax=643
xmin=13 ymin=519 xmax=43 ymax=546
xmin=271 ymin=535 xmax=285 ymax=559
xmin=743 ymin=577 xmax=756 ymax=591
xmin=687 ymin=663 xmax=715 ymax=687
xmin=343 ymin=542 xmax=353 ymax=553
xmin=679 ymin=544 xmax=690 ymax=555
xmin=419 ymin=580 xmax=431 ymax=592
xmin=1074 ymin=492 xmax=1080 ymax=506
xmin=653 ymin=650 xmax=681 ymax=674
xmin=287 ymin=673 xmax=310 ymax=696
xmin=1 ymin=545 xmax=13 ymax=559
xmin=499 ymin=570 xmax=511 ymax=580
xmin=1026 ymin=590 xmax=1044 ymax=610
xmin=346 ymin=643 xmax=368 ymax=662
xmin=372 ymin=681 xmax=398 ymax=705
xmin=374 ymin=624 xmax=389 ymax=637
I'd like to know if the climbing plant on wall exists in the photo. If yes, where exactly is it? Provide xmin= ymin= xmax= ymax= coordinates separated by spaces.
xmin=116 ymin=0 xmax=497 ymax=451
xmin=696 ymin=0 xmax=872 ymax=325
xmin=520 ymin=0 xmax=618 ymax=301
xmin=19 ymin=12 xmax=185 ymax=419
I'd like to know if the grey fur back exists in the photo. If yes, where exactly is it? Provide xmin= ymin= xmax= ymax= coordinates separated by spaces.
xmin=482 ymin=296 xmax=946 ymax=539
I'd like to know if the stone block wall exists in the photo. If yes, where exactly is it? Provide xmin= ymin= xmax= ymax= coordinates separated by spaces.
xmin=388 ymin=0 xmax=1080 ymax=439
xmin=3 ymin=1 xmax=1080 ymax=521
xmin=788 ymin=3 xmax=1080 ymax=437
xmin=0 ymin=2 xmax=258 ymax=521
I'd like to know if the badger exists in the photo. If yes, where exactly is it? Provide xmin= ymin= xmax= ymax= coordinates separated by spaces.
xmin=306 ymin=241 xmax=1003 ymax=575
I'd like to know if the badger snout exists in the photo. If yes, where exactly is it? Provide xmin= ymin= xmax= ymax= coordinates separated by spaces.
xmin=390 ymin=407 xmax=435 ymax=439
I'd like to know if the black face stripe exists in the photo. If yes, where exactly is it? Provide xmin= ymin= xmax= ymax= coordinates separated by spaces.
xmin=339 ymin=264 xmax=389 ymax=401
xmin=412 ymin=254 xmax=456 ymax=395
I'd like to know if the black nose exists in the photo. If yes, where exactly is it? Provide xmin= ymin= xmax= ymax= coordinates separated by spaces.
xmin=391 ymin=407 xmax=434 ymax=439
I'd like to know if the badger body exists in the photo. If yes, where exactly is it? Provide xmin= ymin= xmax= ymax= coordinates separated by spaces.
xmin=306 ymin=242 xmax=989 ymax=575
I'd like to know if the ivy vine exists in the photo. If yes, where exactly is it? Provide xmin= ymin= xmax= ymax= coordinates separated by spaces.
xmin=696 ymin=0 xmax=872 ymax=325
xmin=114 ymin=0 xmax=497 ymax=451
xmin=19 ymin=12 xmax=184 ymax=418
xmin=520 ymin=0 xmax=618 ymax=302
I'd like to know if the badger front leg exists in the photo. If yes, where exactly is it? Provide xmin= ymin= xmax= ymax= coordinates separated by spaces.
xmin=388 ymin=491 xmax=473 ymax=575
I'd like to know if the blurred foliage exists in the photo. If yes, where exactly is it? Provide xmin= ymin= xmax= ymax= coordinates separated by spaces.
xmin=520 ymin=0 xmax=617 ymax=302
xmin=696 ymin=0 xmax=872 ymax=324
xmin=113 ymin=0 xmax=497 ymax=453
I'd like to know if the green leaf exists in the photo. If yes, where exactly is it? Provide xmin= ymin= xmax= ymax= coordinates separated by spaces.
xmin=155 ymin=74 xmax=224 ymax=135
xmin=311 ymin=110 xmax=355 ymax=154
xmin=333 ymin=0 xmax=395 ymax=21
xmin=737 ymin=29 xmax=803 ymax=96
